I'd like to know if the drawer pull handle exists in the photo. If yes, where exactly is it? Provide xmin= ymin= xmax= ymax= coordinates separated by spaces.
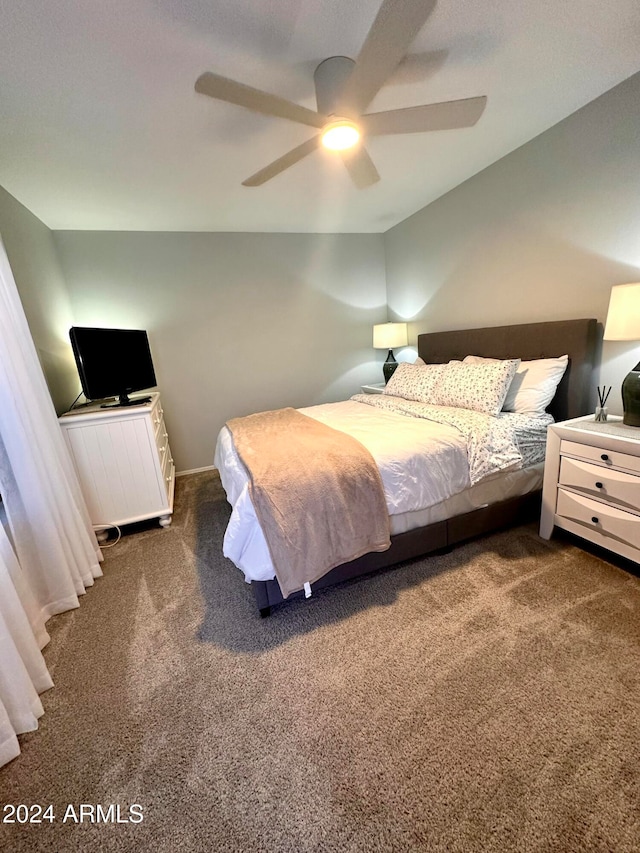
xmin=591 ymin=516 xmax=599 ymax=524
xmin=595 ymin=481 xmax=603 ymax=489
xmin=600 ymin=453 xmax=609 ymax=461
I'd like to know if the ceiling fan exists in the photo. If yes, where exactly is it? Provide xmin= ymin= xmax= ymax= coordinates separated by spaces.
xmin=194 ymin=0 xmax=487 ymax=189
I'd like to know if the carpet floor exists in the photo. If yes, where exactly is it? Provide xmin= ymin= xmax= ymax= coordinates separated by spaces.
xmin=1 ymin=471 xmax=640 ymax=852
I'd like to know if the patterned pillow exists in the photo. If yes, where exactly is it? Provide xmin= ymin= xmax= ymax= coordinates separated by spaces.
xmin=464 ymin=354 xmax=568 ymax=416
xmin=434 ymin=359 xmax=520 ymax=416
xmin=383 ymin=362 xmax=445 ymax=403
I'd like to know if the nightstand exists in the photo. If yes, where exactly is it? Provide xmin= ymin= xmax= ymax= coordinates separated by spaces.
xmin=540 ymin=415 xmax=640 ymax=563
xmin=361 ymin=383 xmax=386 ymax=394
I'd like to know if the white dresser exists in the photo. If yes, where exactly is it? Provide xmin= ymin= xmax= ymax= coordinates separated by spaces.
xmin=540 ymin=415 xmax=640 ymax=563
xmin=60 ymin=392 xmax=175 ymax=540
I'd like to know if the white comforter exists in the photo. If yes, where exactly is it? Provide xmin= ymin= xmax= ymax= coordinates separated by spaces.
xmin=214 ymin=396 xmax=552 ymax=583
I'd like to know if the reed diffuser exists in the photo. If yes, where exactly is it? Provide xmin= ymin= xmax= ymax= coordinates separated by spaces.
xmin=596 ymin=385 xmax=611 ymax=422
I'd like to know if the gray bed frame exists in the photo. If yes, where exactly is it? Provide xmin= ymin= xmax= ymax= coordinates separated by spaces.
xmin=252 ymin=318 xmax=600 ymax=616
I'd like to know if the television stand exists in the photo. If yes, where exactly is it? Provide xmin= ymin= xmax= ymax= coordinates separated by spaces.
xmin=60 ymin=392 xmax=174 ymax=533
xmin=101 ymin=394 xmax=152 ymax=408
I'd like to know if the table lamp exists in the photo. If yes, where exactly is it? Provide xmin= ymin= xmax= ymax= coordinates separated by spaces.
xmin=604 ymin=282 xmax=640 ymax=426
xmin=373 ymin=322 xmax=408 ymax=383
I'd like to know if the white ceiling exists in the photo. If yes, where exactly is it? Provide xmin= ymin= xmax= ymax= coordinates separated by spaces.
xmin=1 ymin=0 xmax=639 ymax=233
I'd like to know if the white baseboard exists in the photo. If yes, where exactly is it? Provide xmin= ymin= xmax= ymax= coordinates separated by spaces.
xmin=175 ymin=465 xmax=217 ymax=477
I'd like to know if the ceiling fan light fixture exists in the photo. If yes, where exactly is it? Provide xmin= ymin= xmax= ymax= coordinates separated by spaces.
xmin=195 ymin=0 xmax=486 ymax=189
xmin=321 ymin=119 xmax=361 ymax=151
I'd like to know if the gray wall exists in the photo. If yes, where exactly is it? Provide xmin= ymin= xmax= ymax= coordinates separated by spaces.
xmin=384 ymin=71 xmax=640 ymax=416
xmin=7 ymin=71 xmax=640 ymax=455
xmin=0 ymin=186 xmax=77 ymax=413
xmin=53 ymin=232 xmax=387 ymax=472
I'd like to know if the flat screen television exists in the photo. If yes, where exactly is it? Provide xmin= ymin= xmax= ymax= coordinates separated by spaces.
xmin=70 ymin=326 xmax=157 ymax=408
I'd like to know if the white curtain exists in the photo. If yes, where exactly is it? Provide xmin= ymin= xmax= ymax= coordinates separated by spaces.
xmin=0 ymin=524 xmax=52 ymax=767
xmin=0 ymin=235 xmax=103 ymax=767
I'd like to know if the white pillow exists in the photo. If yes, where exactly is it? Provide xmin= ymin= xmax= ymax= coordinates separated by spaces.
xmin=413 ymin=356 xmax=426 ymax=365
xmin=464 ymin=355 xmax=568 ymax=416
xmin=383 ymin=362 xmax=445 ymax=403
xmin=435 ymin=359 xmax=520 ymax=416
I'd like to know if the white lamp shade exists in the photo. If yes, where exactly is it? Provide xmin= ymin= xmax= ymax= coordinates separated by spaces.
xmin=604 ymin=283 xmax=640 ymax=340
xmin=373 ymin=322 xmax=408 ymax=350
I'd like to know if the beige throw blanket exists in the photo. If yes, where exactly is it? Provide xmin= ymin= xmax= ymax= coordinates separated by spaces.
xmin=226 ymin=408 xmax=391 ymax=598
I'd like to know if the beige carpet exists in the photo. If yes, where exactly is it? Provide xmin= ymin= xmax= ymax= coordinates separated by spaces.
xmin=1 ymin=471 xmax=640 ymax=852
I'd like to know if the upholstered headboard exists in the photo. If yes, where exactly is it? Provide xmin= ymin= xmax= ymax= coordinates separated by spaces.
xmin=417 ymin=318 xmax=600 ymax=422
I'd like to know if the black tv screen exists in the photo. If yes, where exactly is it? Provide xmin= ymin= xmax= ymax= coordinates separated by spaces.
xmin=70 ymin=326 xmax=157 ymax=405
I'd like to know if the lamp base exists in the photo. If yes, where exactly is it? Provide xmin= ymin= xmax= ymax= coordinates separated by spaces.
xmin=383 ymin=349 xmax=398 ymax=384
xmin=622 ymin=363 xmax=640 ymax=426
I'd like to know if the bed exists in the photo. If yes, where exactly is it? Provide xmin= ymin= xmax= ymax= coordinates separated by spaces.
xmin=215 ymin=318 xmax=599 ymax=616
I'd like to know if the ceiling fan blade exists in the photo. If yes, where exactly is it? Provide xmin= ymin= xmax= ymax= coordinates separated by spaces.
xmin=362 ymin=96 xmax=487 ymax=135
xmin=340 ymin=146 xmax=380 ymax=189
xmin=242 ymin=135 xmax=321 ymax=187
xmin=195 ymin=72 xmax=327 ymax=129
xmin=336 ymin=0 xmax=437 ymax=116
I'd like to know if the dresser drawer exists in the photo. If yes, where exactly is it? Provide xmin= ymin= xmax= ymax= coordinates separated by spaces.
xmin=156 ymin=431 xmax=170 ymax=471
xmin=161 ymin=436 xmax=172 ymax=473
xmin=155 ymin=416 xmax=169 ymax=453
xmin=556 ymin=488 xmax=640 ymax=549
xmin=559 ymin=456 xmax=640 ymax=512
xmin=151 ymin=398 xmax=164 ymax=431
xmin=560 ymin=439 xmax=640 ymax=475
xmin=162 ymin=443 xmax=175 ymax=500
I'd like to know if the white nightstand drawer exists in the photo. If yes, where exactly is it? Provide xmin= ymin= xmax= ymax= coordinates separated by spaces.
xmin=559 ymin=457 xmax=640 ymax=513
xmin=560 ymin=439 xmax=640 ymax=476
xmin=556 ymin=488 xmax=640 ymax=550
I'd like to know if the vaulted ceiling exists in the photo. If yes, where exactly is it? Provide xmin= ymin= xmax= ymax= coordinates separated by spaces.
xmin=1 ymin=0 xmax=639 ymax=232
